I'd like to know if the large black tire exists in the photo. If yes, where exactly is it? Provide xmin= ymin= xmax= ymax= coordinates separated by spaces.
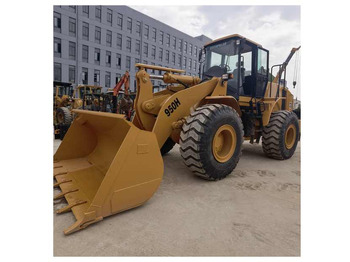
xmin=56 ymin=107 xmax=72 ymax=125
xmin=180 ymin=104 xmax=244 ymax=181
xmin=262 ymin=110 xmax=299 ymax=160
xmin=161 ymin=138 xmax=176 ymax=155
xmin=59 ymin=123 xmax=70 ymax=140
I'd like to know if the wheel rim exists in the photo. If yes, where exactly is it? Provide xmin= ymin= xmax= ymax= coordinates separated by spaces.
xmin=57 ymin=112 xmax=64 ymax=124
xmin=212 ymin=124 xmax=237 ymax=163
xmin=285 ymin=124 xmax=297 ymax=149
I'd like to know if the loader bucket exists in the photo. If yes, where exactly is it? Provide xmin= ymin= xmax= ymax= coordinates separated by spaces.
xmin=53 ymin=109 xmax=163 ymax=235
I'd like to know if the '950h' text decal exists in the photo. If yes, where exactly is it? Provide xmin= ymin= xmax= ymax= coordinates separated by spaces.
xmin=164 ymin=98 xmax=181 ymax=117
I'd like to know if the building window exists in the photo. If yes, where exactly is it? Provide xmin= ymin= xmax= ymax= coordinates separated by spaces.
xmin=95 ymin=26 xmax=101 ymax=44
xmin=165 ymin=50 xmax=169 ymax=63
xmin=69 ymin=65 xmax=75 ymax=83
xmin=194 ymin=61 xmax=197 ymax=72
xmin=127 ymin=17 xmax=132 ymax=33
xmin=158 ymin=64 xmax=162 ymax=75
xmin=194 ymin=46 xmax=197 ymax=57
xmin=82 ymin=67 xmax=88 ymax=84
xmin=151 ymin=46 xmax=156 ymax=59
xmin=135 ymin=40 xmax=140 ymax=54
xmin=135 ymin=58 xmax=140 ymax=64
xmin=126 ymin=37 xmax=131 ymax=51
xmin=144 ymin=25 xmax=149 ymax=39
xmin=69 ymin=41 xmax=76 ymax=60
xmin=179 ymin=39 xmax=182 ymax=52
xmin=172 ymin=36 xmax=176 ymax=49
xmin=143 ymin=42 xmax=148 ymax=57
xmin=189 ymin=58 xmax=192 ymax=70
xmin=126 ymin=56 xmax=131 ymax=70
xmin=94 ymin=70 xmax=100 ymax=85
xmin=152 ymin=28 xmax=156 ymax=42
xmin=177 ymin=54 xmax=181 ymax=67
xmin=166 ymin=34 xmax=170 ymax=47
xmin=106 ymin=51 xmax=111 ymax=67
xmin=94 ymin=48 xmax=100 ymax=65
xmin=54 ymin=38 xmax=61 ymax=58
xmin=159 ymin=31 xmax=164 ymax=45
xmin=116 ymin=53 xmax=121 ymax=69
xmin=95 ymin=6 xmax=101 ymax=21
xmin=107 ymin=9 xmax=112 ymax=25
xmin=116 ymin=33 xmax=122 ymax=49
xmin=54 ymin=63 xmax=61 ymax=81
xmin=82 ymin=6 xmax=89 ymax=17
xmin=69 ymin=17 xmax=76 ymax=36
xmin=106 ymin=30 xmax=112 ymax=47
xmin=136 ymin=21 xmax=141 ymax=36
xmin=82 ymin=45 xmax=89 ymax=63
xmin=183 ymin=56 xmax=187 ymax=68
xmin=172 ymin=52 xmax=176 ymax=65
xmin=189 ymin=44 xmax=192 ymax=56
xmin=54 ymin=12 xmax=61 ymax=33
xmin=116 ymin=73 xmax=121 ymax=84
xmin=151 ymin=62 xmax=155 ymax=74
xmin=82 ymin=22 xmax=89 ymax=40
xmin=159 ymin=48 xmax=163 ymax=61
xmin=184 ymin=41 xmax=187 ymax=53
xmin=117 ymin=13 xmax=123 ymax=29
xmin=69 ymin=6 xmax=76 ymax=13
xmin=105 ymin=72 xmax=111 ymax=88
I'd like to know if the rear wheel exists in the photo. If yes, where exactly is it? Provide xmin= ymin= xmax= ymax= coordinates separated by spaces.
xmin=262 ymin=110 xmax=299 ymax=160
xmin=180 ymin=104 xmax=244 ymax=180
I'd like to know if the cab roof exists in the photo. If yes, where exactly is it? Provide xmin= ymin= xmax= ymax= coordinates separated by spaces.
xmin=204 ymin=34 xmax=263 ymax=48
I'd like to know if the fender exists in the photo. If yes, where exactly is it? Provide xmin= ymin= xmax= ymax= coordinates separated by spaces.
xmin=262 ymin=97 xmax=284 ymax=126
xmin=200 ymin=96 xmax=242 ymax=116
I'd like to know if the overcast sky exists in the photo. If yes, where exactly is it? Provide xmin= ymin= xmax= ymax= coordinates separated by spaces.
xmin=131 ymin=5 xmax=301 ymax=99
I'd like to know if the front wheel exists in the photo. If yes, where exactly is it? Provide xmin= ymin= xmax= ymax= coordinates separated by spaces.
xmin=262 ymin=110 xmax=299 ymax=160
xmin=180 ymin=104 xmax=244 ymax=181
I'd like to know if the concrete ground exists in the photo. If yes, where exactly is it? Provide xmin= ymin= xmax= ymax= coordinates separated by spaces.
xmin=54 ymin=139 xmax=300 ymax=256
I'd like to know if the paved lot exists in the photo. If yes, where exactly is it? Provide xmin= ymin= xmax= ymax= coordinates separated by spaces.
xmin=54 ymin=139 xmax=300 ymax=256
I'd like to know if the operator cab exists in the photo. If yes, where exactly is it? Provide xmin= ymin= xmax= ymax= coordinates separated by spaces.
xmin=54 ymin=81 xmax=74 ymax=97
xmin=202 ymin=34 xmax=269 ymax=99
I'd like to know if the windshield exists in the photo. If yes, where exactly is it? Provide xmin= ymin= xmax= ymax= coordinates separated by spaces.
xmin=57 ymin=86 xmax=73 ymax=96
xmin=93 ymin=88 xmax=101 ymax=94
xmin=204 ymin=40 xmax=239 ymax=74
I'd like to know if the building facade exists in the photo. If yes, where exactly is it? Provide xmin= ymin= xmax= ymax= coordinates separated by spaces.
xmin=53 ymin=5 xmax=211 ymax=92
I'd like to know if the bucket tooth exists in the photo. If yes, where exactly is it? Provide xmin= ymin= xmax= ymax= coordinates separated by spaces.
xmin=53 ymin=171 xmax=67 ymax=178
xmin=54 ymin=179 xmax=72 ymax=188
xmin=56 ymin=200 xmax=87 ymax=214
xmin=53 ymin=189 xmax=78 ymax=200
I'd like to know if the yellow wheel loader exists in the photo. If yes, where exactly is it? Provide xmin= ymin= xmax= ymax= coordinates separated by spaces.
xmin=54 ymin=34 xmax=300 ymax=234
xmin=54 ymin=81 xmax=74 ymax=139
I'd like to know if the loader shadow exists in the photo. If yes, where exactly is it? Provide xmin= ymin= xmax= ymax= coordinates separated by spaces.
xmin=241 ymin=143 xmax=267 ymax=160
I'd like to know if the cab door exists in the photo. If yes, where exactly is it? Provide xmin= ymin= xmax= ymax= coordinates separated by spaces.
xmin=255 ymin=48 xmax=269 ymax=97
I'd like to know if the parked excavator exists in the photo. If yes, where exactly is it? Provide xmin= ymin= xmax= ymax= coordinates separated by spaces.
xmin=102 ymin=71 xmax=134 ymax=120
xmin=54 ymin=34 xmax=300 ymax=234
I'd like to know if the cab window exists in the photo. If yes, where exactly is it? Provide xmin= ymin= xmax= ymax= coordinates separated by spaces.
xmin=257 ymin=49 xmax=268 ymax=75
